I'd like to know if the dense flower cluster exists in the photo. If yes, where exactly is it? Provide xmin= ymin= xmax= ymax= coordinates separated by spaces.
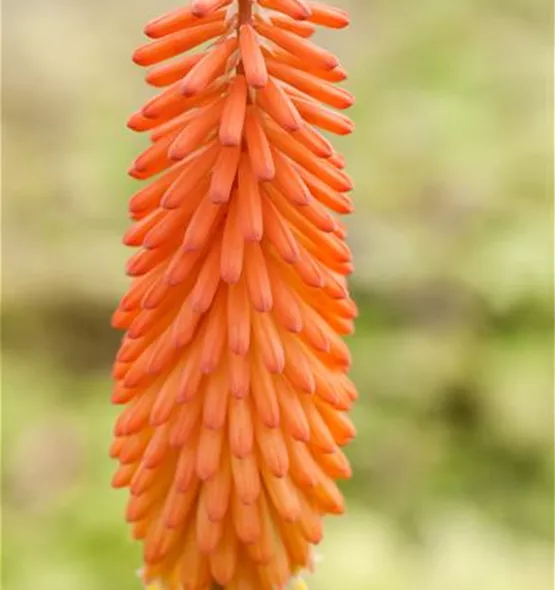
xmin=111 ymin=1 xmax=357 ymax=588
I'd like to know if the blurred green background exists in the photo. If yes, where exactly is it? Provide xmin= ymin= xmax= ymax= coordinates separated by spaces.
xmin=2 ymin=0 xmax=554 ymax=589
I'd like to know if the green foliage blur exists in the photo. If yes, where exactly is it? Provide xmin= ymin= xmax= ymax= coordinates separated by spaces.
xmin=2 ymin=0 xmax=553 ymax=589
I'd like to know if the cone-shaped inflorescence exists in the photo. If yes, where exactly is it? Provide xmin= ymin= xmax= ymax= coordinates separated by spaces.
xmin=111 ymin=1 xmax=357 ymax=588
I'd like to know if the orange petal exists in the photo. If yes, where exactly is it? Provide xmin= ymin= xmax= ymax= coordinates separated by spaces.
xmin=244 ymin=242 xmax=273 ymax=312
xmin=134 ymin=20 xmax=227 ymax=67
xmin=237 ymin=154 xmax=264 ymax=241
xmin=262 ymin=196 xmax=300 ymax=264
xmin=161 ymin=142 xmax=219 ymax=209
xmin=169 ymin=395 xmax=202 ymax=445
xmin=146 ymin=54 xmax=203 ymax=88
xmin=209 ymin=517 xmax=238 ymax=585
xmin=131 ymin=130 xmax=179 ymax=178
xmin=262 ymin=470 xmax=300 ymax=522
xmin=112 ymin=463 xmax=136 ymax=488
xmin=128 ymin=165 xmax=182 ymax=215
xmin=239 ymin=24 xmax=268 ymax=88
xmin=219 ymin=74 xmax=248 ymax=146
xmin=255 ymin=421 xmax=289 ymax=477
xmin=296 ymin=165 xmax=354 ymax=213
xmin=232 ymin=494 xmax=261 ymax=545
xmin=267 ymin=263 xmax=304 ymax=333
xmin=199 ymin=296 xmax=227 ymax=374
xmin=316 ymin=400 xmax=356 ymax=446
xmin=192 ymin=0 xmax=232 ymax=17
xmin=209 ymin=145 xmax=241 ymax=204
xmin=262 ymin=46 xmax=348 ymax=83
xmin=168 ymin=97 xmax=224 ymax=160
xmin=252 ymin=311 xmax=285 ymax=374
xmin=197 ymin=426 xmax=224 ymax=480
xmin=244 ymin=106 xmax=275 ymax=180
xmin=291 ymin=94 xmax=354 ymax=135
xmin=179 ymin=521 xmax=211 ymax=588
xmin=301 ymin=397 xmax=336 ymax=452
xmin=231 ymin=453 xmax=260 ymax=504
xmin=265 ymin=122 xmax=352 ymax=192
xmin=255 ymin=76 xmax=302 ymax=131
xmin=292 ymin=121 xmax=334 ymax=158
xmin=142 ymin=79 xmax=226 ymax=121
xmin=165 ymin=238 xmax=206 ymax=288
xmin=190 ymin=241 xmax=223 ymax=314
xmin=307 ymin=1 xmax=350 ymax=29
xmin=267 ymin=150 xmax=310 ymax=206
xmin=296 ymin=493 xmax=323 ymax=543
xmin=228 ymin=351 xmax=250 ymax=399
xmin=313 ymin=446 xmax=352 ymax=479
xmin=181 ymin=37 xmax=237 ymax=97
xmin=245 ymin=496 xmax=274 ymax=566
xmin=229 ymin=397 xmax=254 ymax=458
xmin=275 ymin=377 xmax=310 ymax=441
xmin=227 ymin=279 xmax=251 ymax=355
xmin=197 ymin=491 xmax=224 ymax=552
xmin=259 ymin=0 xmax=312 ymax=20
xmin=150 ymin=364 xmax=183 ymax=426
xmin=202 ymin=360 xmax=229 ymax=428
xmin=174 ymin=444 xmax=198 ymax=493
xmin=282 ymin=332 xmax=316 ymax=393
xmin=220 ymin=195 xmax=245 ymax=283
xmin=144 ymin=6 xmax=228 ymax=38
xmin=268 ymin=59 xmax=354 ymax=110
xmin=250 ymin=360 xmax=280 ymax=428
xmin=143 ymin=517 xmax=182 ymax=565
xmin=123 ymin=209 xmax=165 ymax=247
xmin=256 ymin=19 xmax=338 ymax=71
xmin=266 ymin=13 xmax=316 ymax=38
xmin=181 ymin=197 xmax=224 ymax=252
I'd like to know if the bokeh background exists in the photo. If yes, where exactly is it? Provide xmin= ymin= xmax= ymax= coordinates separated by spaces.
xmin=2 ymin=0 xmax=554 ymax=589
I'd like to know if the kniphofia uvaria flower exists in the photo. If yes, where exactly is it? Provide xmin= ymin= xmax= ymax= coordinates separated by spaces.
xmin=111 ymin=1 xmax=357 ymax=588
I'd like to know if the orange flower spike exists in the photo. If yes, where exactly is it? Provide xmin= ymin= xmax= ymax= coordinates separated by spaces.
xmin=114 ymin=2 xmax=357 ymax=589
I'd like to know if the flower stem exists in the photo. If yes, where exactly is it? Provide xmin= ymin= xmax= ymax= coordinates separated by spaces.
xmin=238 ymin=0 xmax=253 ymax=26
